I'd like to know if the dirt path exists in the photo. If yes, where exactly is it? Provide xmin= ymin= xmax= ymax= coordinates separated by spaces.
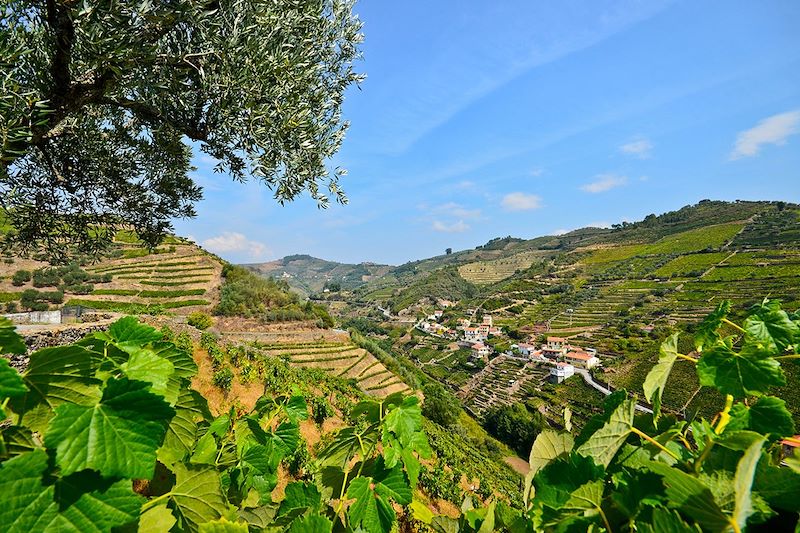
xmin=504 ymin=456 xmax=530 ymax=475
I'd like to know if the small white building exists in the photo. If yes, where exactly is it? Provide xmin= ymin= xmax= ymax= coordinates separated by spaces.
xmin=550 ymin=362 xmax=575 ymax=383
xmin=546 ymin=336 xmax=566 ymax=350
xmin=464 ymin=327 xmax=486 ymax=342
xmin=482 ymin=315 xmax=493 ymax=327
xmin=471 ymin=342 xmax=492 ymax=358
xmin=515 ymin=343 xmax=535 ymax=356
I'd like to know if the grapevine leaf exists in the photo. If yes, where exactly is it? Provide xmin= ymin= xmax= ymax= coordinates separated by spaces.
xmin=732 ymin=434 xmax=766 ymax=530
xmin=160 ymin=387 xmax=212 ymax=466
xmin=11 ymin=345 xmax=102 ymax=433
xmin=476 ymin=499 xmax=496 ymax=533
xmin=694 ymin=301 xmax=731 ymax=352
xmin=524 ymin=430 xmax=574 ymax=506
xmin=0 ymin=357 xmax=27 ymax=399
xmin=99 ymin=316 xmax=162 ymax=352
xmin=278 ymin=481 xmax=322 ymax=514
xmin=151 ymin=341 xmax=198 ymax=378
xmin=169 ymin=463 xmax=228 ymax=532
xmin=409 ymin=500 xmax=435 ymax=523
xmin=564 ymin=479 xmax=603 ymax=511
xmin=120 ymin=348 xmax=175 ymax=401
xmin=383 ymin=396 xmax=422 ymax=445
xmin=0 ymin=450 xmax=143 ymax=533
xmin=190 ymin=432 xmax=218 ymax=465
xmin=286 ymin=514 xmax=333 ymax=533
xmin=0 ymin=424 xmax=37 ymax=458
xmin=0 ymin=449 xmax=57 ymax=532
xmin=318 ymin=426 xmax=378 ymax=468
xmin=0 ymin=317 xmax=26 ymax=355
xmin=574 ymin=390 xmax=627 ymax=447
xmin=272 ymin=420 xmax=300 ymax=456
xmin=197 ymin=518 xmax=249 ymax=532
xmin=647 ymin=462 xmax=730 ymax=532
xmin=638 ymin=508 xmax=702 ymax=533
xmin=139 ymin=505 xmax=177 ymax=533
xmin=373 ymin=459 xmax=412 ymax=505
xmin=283 ymin=395 xmax=309 ymax=422
xmin=576 ymin=398 xmax=635 ymax=467
xmin=696 ymin=344 xmax=784 ymax=398
xmin=754 ymin=460 xmax=800 ymax=512
xmin=346 ymin=476 xmax=396 ymax=533
xmin=744 ymin=299 xmax=799 ymax=353
xmin=643 ymin=332 xmax=679 ymax=417
xmin=45 ymin=377 xmax=174 ymax=479
xmin=533 ymin=453 xmax=604 ymax=511
xmin=726 ymin=396 xmax=795 ymax=438
xmin=55 ymin=471 xmax=144 ymax=532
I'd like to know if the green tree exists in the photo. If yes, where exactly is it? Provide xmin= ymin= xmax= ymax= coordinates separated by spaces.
xmin=1 ymin=1 xmax=363 ymax=260
xmin=484 ymin=402 xmax=545 ymax=456
xmin=421 ymin=382 xmax=460 ymax=427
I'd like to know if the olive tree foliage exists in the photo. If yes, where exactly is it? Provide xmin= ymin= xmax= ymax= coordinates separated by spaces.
xmin=0 ymin=0 xmax=363 ymax=261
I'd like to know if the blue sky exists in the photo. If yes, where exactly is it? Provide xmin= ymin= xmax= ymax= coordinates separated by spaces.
xmin=175 ymin=0 xmax=800 ymax=266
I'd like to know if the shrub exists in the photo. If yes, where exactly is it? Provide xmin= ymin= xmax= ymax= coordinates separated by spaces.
xmin=212 ymin=367 xmax=234 ymax=390
xmin=5 ymin=302 xmax=18 ymax=313
xmin=32 ymin=268 xmax=61 ymax=287
xmin=187 ymin=311 xmax=213 ymax=330
xmin=174 ymin=332 xmax=194 ymax=354
xmin=421 ymin=382 xmax=461 ymax=427
xmin=12 ymin=270 xmax=31 ymax=286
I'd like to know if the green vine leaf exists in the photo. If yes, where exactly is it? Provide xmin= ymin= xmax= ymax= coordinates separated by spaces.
xmin=726 ymin=396 xmax=795 ymax=438
xmin=169 ymin=463 xmax=228 ymax=532
xmin=0 ymin=357 xmax=27 ymax=401
xmin=10 ymin=345 xmax=102 ymax=433
xmin=139 ymin=504 xmax=177 ymax=533
xmin=97 ymin=316 xmax=163 ymax=353
xmin=45 ymin=377 xmax=174 ymax=479
xmin=120 ymin=348 xmax=175 ymax=401
xmin=696 ymin=344 xmax=784 ymax=398
xmin=0 ymin=449 xmax=143 ymax=532
xmin=524 ymin=430 xmax=574 ymax=506
xmin=347 ymin=460 xmax=411 ymax=533
xmin=732 ymin=435 xmax=766 ymax=530
xmin=647 ymin=462 xmax=730 ymax=532
xmin=744 ymin=299 xmax=799 ymax=353
xmin=197 ymin=518 xmax=249 ymax=532
xmin=160 ymin=388 xmax=212 ymax=466
xmin=0 ymin=318 xmax=26 ymax=355
xmin=694 ymin=301 xmax=731 ymax=353
xmin=286 ymin=514 xmax=333 ymax=533
xmin=643 ymin=332 xmax=680 ymax=417
xmin=576 ymin=398 xmax=635 ymax=467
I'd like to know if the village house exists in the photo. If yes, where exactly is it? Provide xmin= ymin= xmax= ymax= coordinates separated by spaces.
xmin=514 ymin=343 xmax=535 ymax=356
xmin=488 ymin=326 xmax=502 ymax=336
xmin=477 ymin=324 xmax=491 ymax=337
xmin=550 ymin=362 xmax=575 ymax=383
xmin=482 ymin=315 xmax=493 ymax=327
xmin=542 ymin=344 xmax=565 ymax=358
xmin=471 ymin=342 xmax=492 ymax=360
xmin=464 ymin=327 xmax=485 ymax=342
xmin=437 ymin=299 xmax=455 ymax=308
xmin=546 ymin=336 xmax=566 ymax=350
xmin=458 ymin=318 xmax=471 ymax=329
xmin=564 ymin=349 xmax=600 ymax=369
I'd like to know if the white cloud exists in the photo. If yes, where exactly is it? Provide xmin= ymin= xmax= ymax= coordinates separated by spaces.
xmin=202 ymin=232 xmax=270 ymax=259
xmin=501 ymin=192 xmax=543 ymax=212
xmin=530 ymin=167 xmax=544 ymax=177
xmin=730 ymin=110 xmax=800 ymax=159
xmin=431 ymin=202 xmax=483 ymax=219
xmin=432 ymin=220 xmax=470 ymax=233
xmin=580 ymin=174 xmax=628 ymax=193
xmin=619 ymin=137 xmax=653 ymax=158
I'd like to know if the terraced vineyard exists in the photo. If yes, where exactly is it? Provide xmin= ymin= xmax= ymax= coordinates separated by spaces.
xmin=70 ymin=239 xmax=220 ymax=312
xmin=458 ymin=250 xmax=547 ymax=285
xmin=459 ymin=356 xmax=550 ymax=415
xmin=248 ymin=338 xmax=411 ymax=397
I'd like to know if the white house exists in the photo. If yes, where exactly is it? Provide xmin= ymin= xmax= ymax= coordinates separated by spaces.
xmin=546 ymin=336 xmax=566 ymax=350
xmin=550 ymin=362 xmax=575 ymax=383
xmin=515 ymin=343 xmax=535 ymax=356
xmin=482 ymin=315 xmax=493 ymax=327
xmin=471 ymin=342 xmax=492 ymax=358
xmin=464 ymin=327 xmax=486 ymax=342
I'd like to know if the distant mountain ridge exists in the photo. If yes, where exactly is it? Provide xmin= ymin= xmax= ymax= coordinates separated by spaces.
xmin=242 ymin=254 xmax=393 ymax=296
xmin=246 ymin=200 xmax=800 ymax=300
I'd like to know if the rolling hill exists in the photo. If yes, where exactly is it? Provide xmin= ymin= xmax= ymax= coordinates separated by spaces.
xmin=242 ymin=254 xmax=393 ymax=296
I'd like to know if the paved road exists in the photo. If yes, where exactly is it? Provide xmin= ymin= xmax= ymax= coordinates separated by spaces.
xmin=575 ymin=368 xmax=653 ymax=414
